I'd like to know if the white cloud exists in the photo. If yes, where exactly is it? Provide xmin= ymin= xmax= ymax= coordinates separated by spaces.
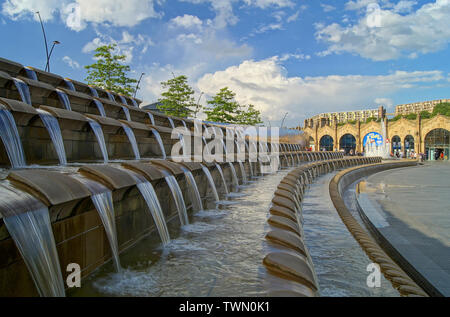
xmin=317 ymin=0 xmax=450 ymax=61
xmin=195 ymin=57 xmax=445 ymax=126
xmin=321 ymin=4 xmax=336 ymax=12
xmin=2 ymin=0 xmax=162 ymax=30
xmin=170 ymin=14 xmax=203 ymax=29
xmin=62 ymin=55 xmax=80 ymax=69
xmin=242 ymin=0 xmax=294 ymax=9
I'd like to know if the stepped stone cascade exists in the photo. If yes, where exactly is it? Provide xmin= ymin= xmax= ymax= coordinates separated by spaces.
xmin=0 ymin=56 xmax=349 ymax=297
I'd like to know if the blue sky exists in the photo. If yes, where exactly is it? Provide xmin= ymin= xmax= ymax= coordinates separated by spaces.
xmin=1 ymin=0 xmax=450 ymax=127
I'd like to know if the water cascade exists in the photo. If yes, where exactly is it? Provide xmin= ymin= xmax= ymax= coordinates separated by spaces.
xmin=228 ymin=162 xmax=240 ymax=190
xmin=0 ymin=108 xmax=27 ymax=168
xmin=214 ymin=163 xmax=229 ymax=195
xmin=238 ymin=161 xmax=247 ymax=184
xmin=24 ymin=67 xmax=38 ymax=81
xmin=160 ymin=169 xmax=189 ymax=226
xmin=180 ymin=167 xmax=203 ymax=212
xmin=12 ymin=78 xmax=32 ymax=105
xmin=168 ymin=118 xmax=175 ymax=129
xmin=122 ymin=106 xmax=131 ymax=121
xmin=37 ymin=109 xmax=67 ymax=165
xmin=120 ymin=124 xmax=140 ymax=160
xmin=93 ymin=100 xmax=107 ymax=117
xmin=106 ymin=92 xmax=116 ymax=103
xmin=118 ymin=95 xmax=128 ymax=105
xmin=148 ymin=113 xmax=156 ymax=126
xmin=55 ymin=89 xmax=71 ymax=111
xmin=64 ymin=80 xmax=76 ymax=91
xmin=87 ymin=119 xmax=109 ymax=163
xmin=200 ymin=164 xmax=220 ymax=202
xmin=89 ymin=87 xmax=99 ymax=98
xmin=0 ymin=183 xmax=65 ymax=297
xmin=151 ymin=128 xmax=166 ymax=159
xmin=131 ymin=99 xmax=139 ymax=108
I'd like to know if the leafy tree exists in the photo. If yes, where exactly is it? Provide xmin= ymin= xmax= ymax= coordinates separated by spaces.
xmin=420 ymin=110 xmax=432 ymax=119
xmin=432 ymin=102 xmax=450 ymax=117
xmin=366 ymin=117 xmax=376 ymax=123
xmin=85 ymin=44 xmax=137 ymax=96
xmin=158 ymin=75 xmax=196 ymax=118
xmin=404 ymin=113 xmax=417 ymax=120
xmin=204 ymin=87 xmax=241 ymax=123
xmin=235 ymin=104 xmax=263 ymax=125
xmin=389 ymin=114 xmax=402 ymax=122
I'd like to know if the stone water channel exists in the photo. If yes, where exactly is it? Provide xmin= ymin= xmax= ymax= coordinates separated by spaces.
xmin=71 ymin=170 xmax=291 ymax=297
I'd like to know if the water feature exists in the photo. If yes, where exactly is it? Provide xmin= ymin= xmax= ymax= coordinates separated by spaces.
xmin=93 ymin=99 xmax=107 ymax=117
xmin=118 ymin=95 xmax=128 ymax=105
xmin=56 ymin=89 xmax=71 ymax=111
xmin=73 ymin=175 xmax=122 ymax=273
xmin=148 ymin=113 xmax=156 ymax=126
xmin=168 ymin=118 xmax=175 ymax=129
xmin=238 ymin=161 xmax=247 ymax=184
xmin=0 ymin=108 xmax=26 ymax=168
xmin=37 ymin=109 xmax=67 ymax=165
xmin=228 ymin=162 xmax=240 ymax=190
xmin=12 ymin=78 xmax=32 ymax=105
xmin=87 ymin=119 xmax=109 ymax=163
xmin=214 ymin=163 xmax=229 ymax=195
xmin=64 ymin=79 xmax=76 ymax=91
xmin=106 ymin=92 xmax=116 ymax=103
xmin=89 ymin=87 xmax=99 ymax=98
xmin=121 ymin=106 xmax=131 ymax=121
xmin=160 ymin=169 xmax=189 ymax=226
xmin=200 ymin=164 xmax=220 ymax=202
xmin=0 ymin=182 xmax=65 ymax=297
xmin=120 ymin=124 xmax=140 ymax=160
xmin=151 ymin=128 xmax=166 ymax=159
xmin=131 ymin=99 xmax=139 ymax=108
xmin=180 ymin=167 xmax=203 ymax=212
xmin=24 ymin=66 xmax=38 ymax=81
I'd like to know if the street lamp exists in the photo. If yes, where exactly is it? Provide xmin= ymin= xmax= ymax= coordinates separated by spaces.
xmin=194 ymin=92 xmax=204 ymax=118
xmin=134 ymin=72 xmax=145 ymax=98
xmin=46 ymin=40 xmax=60 ymax=73
xmin=35 ymin=11 xmax=49 ymax=71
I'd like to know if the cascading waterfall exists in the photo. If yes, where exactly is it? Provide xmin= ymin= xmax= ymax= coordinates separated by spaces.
xmin=56 ymin=89 xmax=71 ymax=111
xmin=168 ymin=118 xmax=175 ymax=129
xmin=125 ymin=171 xmax=170 ymax=245
xmin=64 ymin=80 xmax=76 ymax=91
xmin=37 ymin=109 xmax=67 ymax=165
xmin=180 ymin=167 xmax=203 ymax=212
xmin=73 ymin=175 xmax=121 ymax=272
xmin=24 ymin=67 xmax=38 ymax=81
xmin=228 ymin=162 xmax=240 ymax=190
xmin=151 ymin=128 xmax=166 ymax=159
xmin=200 ymin=164 xmax=220 ymax=202
xmin=121 ymin=106 xmax=131 ymax=121
xmin=93 ymin=99 xmax=107 ymax=117
xmin=238 ymin=161 xmax=247 ymax=184
xmin=0 ymin=108 xmax=26 ymax=168
xmin=118 ymin=95 xmax=128 ymax=105
xmin=120 ymin=123 xmax=140 ymax=160
xmin=0 ymin=183 xmax=65 ymax=297
xmin=214 ymin=163 xmax=229 ymax=195
xmin=106 ymin=91 xmax=116 ymax=103
xmin=13 ymin=78 xmax=32 ymax=105
xmin=89 ymin=87 xmax=99 ymax=98
xmin=87 ymin=119 xmax=109 ymax=163
xmin=160 ymin=169 xmax=189 ymax=226
xmin=148 ymin=113 xmax=156 ymax=126
xmin=131 ymin=99 xmax=139 ymax=108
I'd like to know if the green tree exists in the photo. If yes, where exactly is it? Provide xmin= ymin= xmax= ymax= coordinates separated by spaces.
xmin=204 ymin=87 xmax=241 ymax=123
xmin=404 ymin=113 xmax=417 ymax=120
xmin=420 ymin=110 xmax=432 ymax=119
xmin=389 ymin=114 xmax=402 ymax=122
xmin=158 ymin=75 xmax=196 ymax=118
xmin=235 ymin=104 xmax=263 ymax=125
xmin=85 ymin=44 xmax=137 ymax=96
xmin=432 ymin=102 xmax=450 ymax=117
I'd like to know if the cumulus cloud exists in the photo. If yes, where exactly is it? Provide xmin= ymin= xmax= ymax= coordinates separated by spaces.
xmin=169 ymin=14 xmax=203 ymax=29
xmin=62 ymin=56 xmax=80 ymax=69
xmin=316 ymin=0 xmax=450 ymax=61
xmin=195 ymin=57 xmax=445 ymax=126
xmin=2 ymin=0 xmax=162 ymax=30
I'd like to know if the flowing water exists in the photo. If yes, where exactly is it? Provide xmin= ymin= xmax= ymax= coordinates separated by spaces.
xmin=93 ymin=100 xmax=106 ymax=117
xmin=160 ymin=169 xmax=189 ymax=226
xmin=0 ymin=108 xmax=26 ymax=168
xmin=200 ymin=164 xmax=220 ymax=202
xmin=24 ymin=67 xmax=38 ymax=81
xmin=37 ymin=109 xmax=67 ymax=165
xmin=106 ymin=92 xmax=116 ymax=103
xmin=148 ymin=113 xmax=155 ymax=126
xmin=214 ymin=163 xmax=229 ymax=195
xmin=56 ymin=89 xmax=71 ymax=111
xmin=151 ymin=128 xmax=166 ymax=159
xmin=64 ymin=79 xmax=76 ymax=91
xmin=122 ymin=106 xmax=131 ymax=121
xmin=131 ymin=99 xmax=139 ymax=108
xmin=0 ymin=182 xmax=65 ymax=297
xmin=88 ymin=119 xmax=109 ymax=163
xmin=228 ymin=162 xmax=240 ymax=190
xmin=13 ymin=78 xmax=32 ymax=105
xmin=119 ymin=95 xmax=128 ymax=105
xmin=238 ymin=161 xmax=247 ymax=184
xmin=71 ymin=169 xmax=290 ymax=297
xmin=168 ymin=118 xmax=175 ymax=129
xmin=180 ymin=167 xmax=203 ymax=212
xmin=120 ymin=124 xmax=140 ymax=160
xmin=89 ymin=87 xmax=99 ymax=98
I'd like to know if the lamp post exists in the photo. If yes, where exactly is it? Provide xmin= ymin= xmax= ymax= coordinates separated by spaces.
xmin=194 ymin=92 xmax=204 ymax=118
xmin=280 ymin=112 xmax=288 ymax=129
xmin=134 ymin=72 xmax=145 ymax=98
xmin=35 ymin=11 xmax=49 ymax=71
xmin=46 ymin=40 xmax=60 ymax=73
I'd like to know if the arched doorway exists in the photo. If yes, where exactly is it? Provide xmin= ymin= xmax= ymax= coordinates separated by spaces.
xmin=319 ymin=135 xmax=334 ymax=151
xmin=339 ymin=134 xmax=356 ymax=155
xmin=392 ymin=135 xmax=401 ymax=157
xmin=308 ymin=136 xmax=315 ymax=151
xmin=425 ymin=129 xmax=450 ymax=161
xmin=404 ymin=135 xmax=415 ymax=158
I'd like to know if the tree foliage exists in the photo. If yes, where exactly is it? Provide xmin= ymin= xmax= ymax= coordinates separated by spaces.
xmin=420 ymin=110 xmax=432 ymax=119
xmin=432 ymin=102 xmax=450 ymax=117
xmin=158 ymin=75 xmax=196 ymax=118
xmin=85 ymin=44 xmax=137 ymax=96
xmin=204 ymin=87 xmax=262 ymax=125
xmin=404 ymin=113 xmax=417 ymax=120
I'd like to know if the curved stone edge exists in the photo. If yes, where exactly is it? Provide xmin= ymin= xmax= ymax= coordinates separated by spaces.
xmin=263 ymin=156 xmax=381 ymax=297
xmin=329 ymin=161 xmax=429 ymax=297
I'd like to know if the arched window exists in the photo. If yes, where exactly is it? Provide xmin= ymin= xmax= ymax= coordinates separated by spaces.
xmin=392 ymin=135 xmax=401 ymax=156
xmin=308 ymin=136 xmax=315 ymax=151
xmin=404 ymin=135 xmax=415 ymax=158
xmin=320 ymin=135 xmax=334 ymax=151
xmin=425 ymin=129 xmax=450 ymax=161
xmin=339 ymin=134 xmax=356 ymax=155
